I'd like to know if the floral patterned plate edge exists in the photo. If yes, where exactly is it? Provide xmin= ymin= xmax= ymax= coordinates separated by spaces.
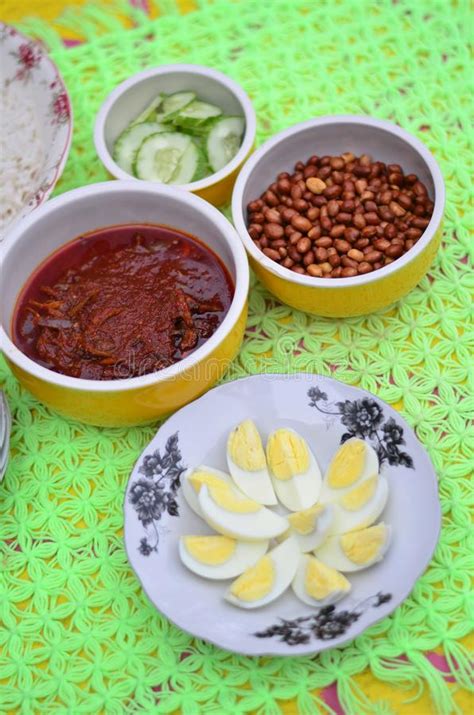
xmin=0 ymin=23 xmax=72 ymax=236
xmin=123 ymin=373 xmax=441 ymax=656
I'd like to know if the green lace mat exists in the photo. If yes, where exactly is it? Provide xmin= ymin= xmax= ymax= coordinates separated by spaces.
xmin=1 ymin=1 xmax=473 ymax=713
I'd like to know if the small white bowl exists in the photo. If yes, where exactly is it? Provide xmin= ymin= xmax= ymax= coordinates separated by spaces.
xmin=94 ymin=64 xmax=256 ymax=207
xmin=0 ymin=24 xmax=73 ymax=236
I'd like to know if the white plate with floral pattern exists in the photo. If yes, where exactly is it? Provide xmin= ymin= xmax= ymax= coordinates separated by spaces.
xmin=124 ymin=373 xmax=440 ymax=656
xmin=0 ymin=24 xmax=72 ymax=236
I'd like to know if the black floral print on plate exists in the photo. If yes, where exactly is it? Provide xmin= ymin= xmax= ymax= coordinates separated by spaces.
xmin=254 ymin=592 xmax=392 ymax=645
xmin=129 ymin=432 xmax=187 ymax=555
xmin=308 ymin=387 xmax=414 ymax=468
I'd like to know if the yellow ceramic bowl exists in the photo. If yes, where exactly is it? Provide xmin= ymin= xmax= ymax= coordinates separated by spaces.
xmin=232 ymin=116 xmax=445 ymax=317
xmin=0 ymin=182 xmax=249 ymax=427
xmin=94 ymin=64 xmax=256 ymax=207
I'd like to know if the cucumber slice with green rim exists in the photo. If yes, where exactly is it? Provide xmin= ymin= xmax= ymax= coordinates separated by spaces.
xmin=172 ymin=100 xmax=223 ymax=130
xmin=113 ymin=122 xmax=166 ymax=174
xmin=191 ymin=140 xmax=211 ymax=182
xmin=206 ymin=116 xmax=245 ymax=172
xmin=158 ymin=91 xmax=196 ymax=120
xmin=130 ymin=94 xmax=164 ymax=126
xmin=134 ymin=132 xmax=199 ymax=184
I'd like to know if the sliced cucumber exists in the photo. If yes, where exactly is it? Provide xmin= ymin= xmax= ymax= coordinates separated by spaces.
xmin=172 ymin=100 xmax=222 ymax=131
xmin=158 ymin=91 xmax=196 ymax=120
xmin=169 ymin=117 xmax=219 ymax=137
xmin=191 ymin=141 xmax=211 ymax=182
xmin=113 ymin=89 xmax=244 ymax=183
xmin=113 ymin=122 xmax=166 ymax=174
xmin=134 ymin=132 xmax=199 ymax=184
xmin=206 ymin=116 xmax=245 ymax=172
xmin=130 ymin=94 xmax=164 ymax=126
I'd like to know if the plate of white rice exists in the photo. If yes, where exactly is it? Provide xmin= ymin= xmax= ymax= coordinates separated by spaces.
xmin=0 ymin=23 xmax=72 ymax=238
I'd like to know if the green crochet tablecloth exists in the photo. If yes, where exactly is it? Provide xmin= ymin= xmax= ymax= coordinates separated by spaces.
xmin=1 ymin=1 xmax=473 ymax=713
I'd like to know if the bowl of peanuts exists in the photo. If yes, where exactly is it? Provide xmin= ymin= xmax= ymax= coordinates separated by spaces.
xmin=232 ymin=115 xmax=445 ymax=317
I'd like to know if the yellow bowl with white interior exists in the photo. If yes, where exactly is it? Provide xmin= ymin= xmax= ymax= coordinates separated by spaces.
xmin=94 ymin=64 xmax=256 ymax=207
xmin=232 ymin=116 xmax=445 ymax=317
xmin=0 ymin=182 xmax=249 ymax=427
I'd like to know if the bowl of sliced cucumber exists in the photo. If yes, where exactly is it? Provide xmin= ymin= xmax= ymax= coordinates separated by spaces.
xmin=94 ymin=64 xmax=256 ymax=207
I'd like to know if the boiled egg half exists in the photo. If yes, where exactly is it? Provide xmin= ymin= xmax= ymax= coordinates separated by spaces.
xmin=320 ymin=437 xmax=379 ymax=502
xmin=266 ymin=428 xmax=321 ymax=511
xmin=319 ymin=438 xmax=387 ymax=534
xmin=315 ymin=523 xmax=392 ymax=572
xmin=292 ymin=555 xmax=351 ymax=606
xmin=225 ymin=536 xmax=299 ymax=609
xmin=198 ymin=482 xmax=288 ymax=541
xmin=286 ymin=503 xmax=334 ymax=552
xmin=227 ymin=419 xmax=277 ymax=505
xmin=182 ymin=466 xmax=233 ymax=517
xmin=327 ymin=475 xmax=389 ymax=535
xmin=179 ymin=535 xmax=268 ymax=579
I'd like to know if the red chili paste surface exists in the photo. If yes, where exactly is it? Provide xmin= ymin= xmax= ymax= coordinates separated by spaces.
xmin=13 ymin=224 xmax=234 ymax=380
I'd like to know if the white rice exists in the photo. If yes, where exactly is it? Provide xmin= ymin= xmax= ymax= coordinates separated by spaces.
xmin=0 ymin=81 xmax=44 ymax=235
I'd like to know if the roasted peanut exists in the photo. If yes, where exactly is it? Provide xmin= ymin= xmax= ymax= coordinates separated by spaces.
xmin=314 ymin=236 xmax=332 ymax=247
xmin=365 ymin=250 xmax=383 ymax=263
xmin=291 ymin=215 xmax=312 ymax=233
xmin=347 ymin=248 xmax=365 ymax=262
xmin=315 ymin=247 xmax=329 ymax=262
xmin=385 ymin=244 xmax=404 ymax=258
xmin=334 ymin=239 xmax=351 ymax=253
xmin=263 ymin=248 xmax=280 ymax=261
xmin=306 ymin=177 xmax=327 ymax=194
xmin=307 ymin=264 xmax=323 ymax=277
xmin=330 ymin=224 xmax=346 ymax=238
xmin=296 ymin=237 xmax=312 ymax=254
xmin=264 ymin=223 xmax=284 ymax=239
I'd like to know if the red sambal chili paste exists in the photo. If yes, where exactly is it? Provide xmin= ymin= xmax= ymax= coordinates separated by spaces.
xmin=13 ymin=224 xmax=234 ymax=380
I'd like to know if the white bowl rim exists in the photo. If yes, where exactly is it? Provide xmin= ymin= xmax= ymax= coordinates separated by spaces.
xmin=0 ymin=181 xmax=249 ymax=393
xmin=232 ymin=114 xmax=445 ymax=288
xmin=94 ymin=64 xmax=256 ymax=192
xmin=0 ymin=23 xmax=74 ymax=232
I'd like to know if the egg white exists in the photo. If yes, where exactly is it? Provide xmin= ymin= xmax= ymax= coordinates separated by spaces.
xmin=198 ymin=484 xmax=288 ymax=541
xmin=291 ymin=554 xmax=351 ymax=607
xmin=225 ymin=536 xmax=300 ymax=609
xmin=314 ymin=523 xmax=392 ymax=572
xmin=267 ymin=428 xmax=322 ymax=511
xmin=227 ymin=457 xmax=277 ymax=507
xmin=320 ymin=438 xmax=379 ymax=503
xmin=179 ymin=536 xmax=269 ymax=580
xmin=326 ymin=476 xmax=389 ymax=535
xmin=182 ymin=466 xmax=233 ymax=517
xmin=288 ymin=504 xmax=334 ymax=553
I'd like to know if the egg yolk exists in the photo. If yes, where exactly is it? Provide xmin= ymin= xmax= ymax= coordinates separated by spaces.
xmin=184 ymin=535 xmax=236 ymax=565
xmin=230 ymin=556 xmax=274 ymax=601
xmin=228 ymin=419 xmax=267 ymax=471
xmin=340 ymin=476 xmax=378 ymax=511
xmin=288 ymin=504 xmax=324 ymax=535
xmin=208 ymin=484 xmax=261 ymax=513
xmin=305 ymin=558 xmax=350 ymax=600
xmin=267 ymin=429 xmax=310 ymax=480
xmin=327 ymin=439 xmax=367 ymax=488
xmin=189 ymin=471 xmax=227 ymax=493
xmin=340 ymin=524 xmax=386 ymax=565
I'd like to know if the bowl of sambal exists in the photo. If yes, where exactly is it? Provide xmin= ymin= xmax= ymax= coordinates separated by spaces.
xmin=0 ymin=181 xmax=249 ymax=426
